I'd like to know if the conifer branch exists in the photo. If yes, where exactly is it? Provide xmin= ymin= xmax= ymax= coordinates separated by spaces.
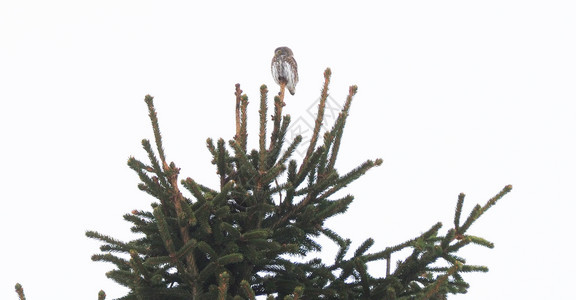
xmin=235 ymin=83 xmax=242 ymax=142
xmin=458 ymin=185 xmax=512 ymax=235
xmin=321 ymin=227 xmax=347 ymax=248
xmin=15 ymin=283 xmax=25 ymax=300
xmin=141 ymin=139 xmax=168 ymax=187
xmin=213 ymin=180 xmax=235 ymax=206
xmin=326 ymin=85 xmax=357 ymax=172
xmin=216 ymin=138 xmax=229 ymax=187
xmin=91 ymin=253 xmax=130 ymax=269
xmin=259 ymin=84 xmax=268 ymax=171
xmin=229 ymin=140 xmax=258 ymax=177
xmin=318 ymin=158 xmax=383 ymax=201
xmin=241 ymin=280 xmax=256 ymax=300
xmin=293 ymin=146 xmax=325 ymax=187
xmin=105 ymin=269 xmax=134 ymax=287
xmin=144 ymin=255 xmax=172 ymax=266
xmin=457 ymin=204 xmax=481 ymax=235
xmin=158 ymin=153 xmax=201 ymax=295
xmin=153 ymin=207 xmax=176 ymax=254
xmin=153 ymin=203 xmax=199 ymax=296
xmin=269 ymin=94 xmax=284 ymax=154
xmin=292 ymin=286 xmax=304 ymax=300
xmin=261 ymin=164 xmax=287 ymax=185
xmin=441 ymin=229 xmax=456 ymax=249
xmin=421 ymin=262 xmax=461 ymax=300
xmin=234 ymin=84 xmax=249 ymax=152
xmin=217 ymin=253 xmax=244 ymax=265
xmin=279 ymin=81 xmax=286 ymax=105
xmin=218 ymin=272 xmax=230 ymax=300
xmin=196 ymin=241 xmax=217 ymax=259
xmin=127 ymin=156 xmax=164 ymax=201
xmin=240 ymin=94 xmax=249 ymax=152
xmin=354 ymin=238 xmax=375 ymax=257
xmin=454 ymin=193 xmax=465 ymax=231
xmin=277 ymin=134 xmax=302 ymax=166
xmin=467 ymin=235 xmax=494 ymax=248
xmin=85 ymin=231 xmax=131 ymax=251
xmin=317 ymin=132 xmax=335 ymax=176
xmin=144 ymin=95 xmax=168 ymax=169
xmin=316 ymin=195 xmax=354 ymax=220
xmin=206 ymin=137 xmax=217 ymax=158
xmin=176 ymin=239 xmax=198 ymax=259
xmin=98 ymin=290 xmax=106 ymax=300
xmin=355 ymin=257 xmax=371 ymax=295
xmin=480 ymin=184 xmax=513 ymax=215
xmin=130 ymin=249 xmax=151 ymax=281
xmin=298 ymin=68 xmax=331 ymax=178
xmin=266 ymin=114 xmax=291 ymax=167
xmin=182 ymin=177 xmax=207 ymax=203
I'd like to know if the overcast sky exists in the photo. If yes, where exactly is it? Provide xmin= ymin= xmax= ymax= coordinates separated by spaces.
xmin=1 ymin=1 xmax=575 ymax=299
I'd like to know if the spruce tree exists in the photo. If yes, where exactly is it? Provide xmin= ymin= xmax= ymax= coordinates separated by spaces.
xmin=17 ymin=68 xmax=511 ymax=299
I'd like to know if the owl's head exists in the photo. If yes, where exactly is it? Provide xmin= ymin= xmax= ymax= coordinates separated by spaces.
xmin=274 ymin=47 xmax=293 ymax=57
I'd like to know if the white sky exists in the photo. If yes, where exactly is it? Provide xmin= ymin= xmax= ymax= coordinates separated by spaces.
xmin=1 ymin=1 xmax=575 ymax=299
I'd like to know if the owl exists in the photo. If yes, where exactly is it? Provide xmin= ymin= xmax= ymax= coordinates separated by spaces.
xmin=271 ymin=47 xmax=298 ymax=95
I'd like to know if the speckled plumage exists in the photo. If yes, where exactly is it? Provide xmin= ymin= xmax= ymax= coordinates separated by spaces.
xmin=271 ymin=47 xmax=298 ymax=96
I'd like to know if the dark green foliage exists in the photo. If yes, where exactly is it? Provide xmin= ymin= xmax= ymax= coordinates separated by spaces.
xmin=80 ymin=69 xmax=511 ymax=299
